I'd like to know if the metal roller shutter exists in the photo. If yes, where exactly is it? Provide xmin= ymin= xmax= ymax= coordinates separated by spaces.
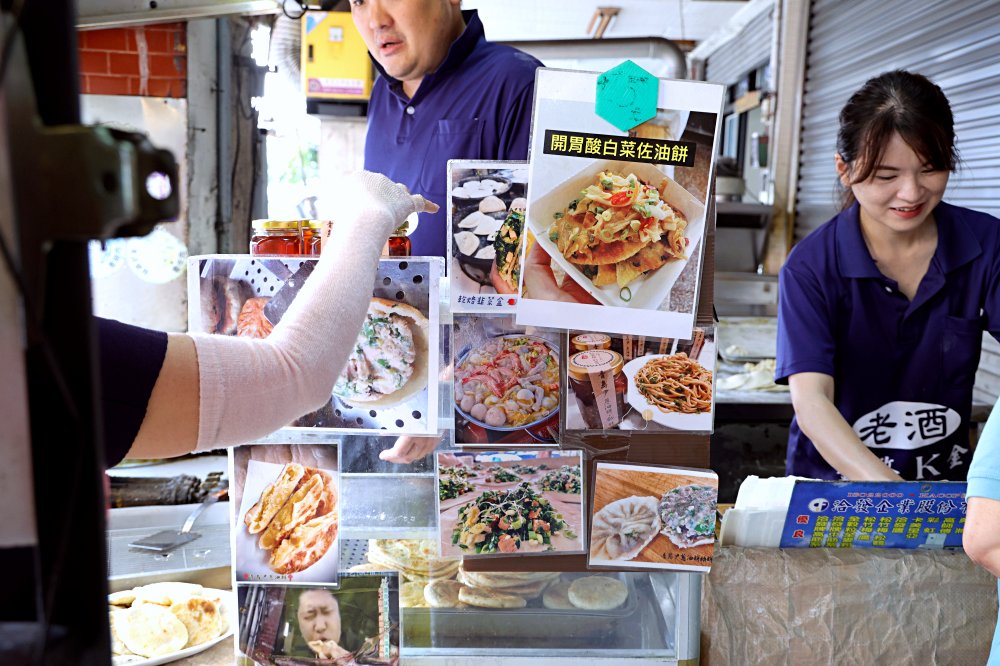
xmin=704 ymin=6 xmax=775 ymax=86
xmin=797 ymin=0 xmax=1000 ymax=404
xmin=796 ymin=0 xmax=1000 ymax=241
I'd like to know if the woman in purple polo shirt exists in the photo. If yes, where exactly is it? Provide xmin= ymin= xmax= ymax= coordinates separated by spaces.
xmin=775 ymin=70 xmax=1000 ymax=482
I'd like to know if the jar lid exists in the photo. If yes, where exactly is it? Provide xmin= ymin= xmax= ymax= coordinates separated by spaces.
xmin=571 ymin=333 xmax=612 ymax=351
xmin=305 ymin=220 xmax=324 ymax=229
xmin=252 ymin=219 xmax=302 ymax=231
xmin=568 ymin=349 xmax=624 ymax=381
xmin=392 ymin=219 xmax=410 ymax=236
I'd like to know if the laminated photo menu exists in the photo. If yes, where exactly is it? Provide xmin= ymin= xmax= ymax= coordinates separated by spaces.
xmin=589 ymin=462 xmax=718 ymax=573
xmin=436 ymin=450 xmax=585 ymax=559
xmin=448 ymin=159 xmax=529 ymax=312
xmin=188 ymin=255 xmax=442 ymax=435
xmin=565 ymin=326 xmax=716 ymax=433
xmin=516 ymin=68 xmax=724 ymax=338
xmin=452 ymin=314 xmax=561 ymax=446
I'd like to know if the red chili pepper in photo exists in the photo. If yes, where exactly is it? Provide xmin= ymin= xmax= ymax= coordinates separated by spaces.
xmin=609 ymin=190 xmax=632 ymax=206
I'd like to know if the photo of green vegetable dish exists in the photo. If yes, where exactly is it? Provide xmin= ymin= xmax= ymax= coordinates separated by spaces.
xmin=439 ymin=477 xmax=476 ymax=501
xmin=440 ymin=465 xmax=475 ymax=479
xmin=453 ymin=483 xmax=574 ymax=554
xmin=539 ymin=466 xmax=582 ymax=494
xmin=483 ymin=466 xmax=521 ymax=484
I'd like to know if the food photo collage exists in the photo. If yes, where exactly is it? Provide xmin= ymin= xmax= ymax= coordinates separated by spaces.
xmin=178 ymin=66 xmax=726 ymax=664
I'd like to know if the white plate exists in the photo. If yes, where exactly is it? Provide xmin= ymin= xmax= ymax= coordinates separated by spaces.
xmin=526 ymin=159 xmax=706 ymax=310
xmin=235 ymin=460 xmax=339 ymax=585
xmin=113 ymin=589 xmax=234 ymax=665
xmin=622 ymin=355 xmax=714 ymax=432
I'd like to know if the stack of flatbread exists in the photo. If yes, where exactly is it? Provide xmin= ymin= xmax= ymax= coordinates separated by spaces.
xmin=348 ymin=539 xmax=459 ymax=608
xmin=107 ymin=582 xmax=227 ymax=659
xmin=244 ymin=463 xmax=338 ymax=574
xmin=453 ymin=568 xmax=562 ymax=609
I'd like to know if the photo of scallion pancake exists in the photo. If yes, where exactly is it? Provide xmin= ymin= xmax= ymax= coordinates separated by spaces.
xmin=549 ymin=170 xmax=688 ymax=289
xmin=333 ymin=297 xmax=429 ymax=407
xmin=237 ymin=462 xmax=340 ymax=580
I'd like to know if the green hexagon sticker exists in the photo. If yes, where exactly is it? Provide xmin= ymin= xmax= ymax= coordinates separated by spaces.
xmin=596 ymin=60 xmax=659 ymax=132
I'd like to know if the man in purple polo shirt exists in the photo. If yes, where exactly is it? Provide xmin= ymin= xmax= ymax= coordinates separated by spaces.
xmin=349 ymin=0 xmax=541 ymax=258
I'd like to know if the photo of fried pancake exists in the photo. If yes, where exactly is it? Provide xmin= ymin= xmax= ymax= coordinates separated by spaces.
xmin=237 ymin=461 xmax=339 ymax=582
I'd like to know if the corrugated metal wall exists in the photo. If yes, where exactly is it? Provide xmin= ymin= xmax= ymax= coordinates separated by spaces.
xmin=796 ymin=0 xmax=1000 ymax=405
xmin=796 ymin=0 xmax=1000 ymax=240
xmin=703 ymin=6 xmax=774 ymax=86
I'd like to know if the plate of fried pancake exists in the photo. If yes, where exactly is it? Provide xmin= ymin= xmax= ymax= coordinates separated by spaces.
xmin=236 ymin=461 xmax=339 ymax=584
xmin=107 ymin=582 xmax=232 ymax=665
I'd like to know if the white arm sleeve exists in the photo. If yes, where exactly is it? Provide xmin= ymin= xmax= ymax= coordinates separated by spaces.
xmin=190 ymin=172 xmax=427 ymax=449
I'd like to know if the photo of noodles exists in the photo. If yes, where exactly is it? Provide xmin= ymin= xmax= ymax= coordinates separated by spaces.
xmin=548 ymin=170 xmax=688 ymax=294
xmin=632 ymin=353 xmax=713 ymax=415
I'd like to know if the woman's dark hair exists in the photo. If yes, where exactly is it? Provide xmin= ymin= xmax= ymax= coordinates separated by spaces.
xmin=837 ymin=70 xmax=957 ymax=208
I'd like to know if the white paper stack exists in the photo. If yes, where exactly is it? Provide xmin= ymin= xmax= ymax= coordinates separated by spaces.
xmin=718 ymin=475 xmax=812 ymax=547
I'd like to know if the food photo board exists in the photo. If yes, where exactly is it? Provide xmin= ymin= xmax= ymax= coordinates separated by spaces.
xmin=231 ymin=445 xmax=340 ymax=585
xmin=589 ymin=462 xmax=717 ymax=573
xmin=452 ymin=314 xmax=561 ymax=446
xmin=188 ymin=255 xmax=442 ymax=435
xmin=565 ymin=327 xmax=715 ymax=433
xmin=436 ymin=450 xmax=585 ymax=559
xmin=448 ymin=159 xmax=529 ymax=312
xmin=516 ymin=67 xmax=724 ymax=338
xmin=238 ymin=573 xmax=400 ymax=664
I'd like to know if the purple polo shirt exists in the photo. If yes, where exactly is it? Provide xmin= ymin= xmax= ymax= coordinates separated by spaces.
xmin=363 ymin=10 xmax=541 ymax=258
xmin=776 ymin=201 xmax=1000 ymax=480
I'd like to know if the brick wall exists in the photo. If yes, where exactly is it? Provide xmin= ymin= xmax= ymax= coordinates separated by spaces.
xmin=78 ymin=22 xmax=187 ymax=97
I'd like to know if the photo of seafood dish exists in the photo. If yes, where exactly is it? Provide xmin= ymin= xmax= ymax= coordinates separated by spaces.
xmin=589 ymin=462 xmax=717 ymax=572
xmin=550 ymin=170 xmax=688 ymax=293
xmin=511 ymin=463 xmax=541 ymax=477
xmin=439 ymin=477 xmax=475 ymax=502
xmin=452 ymin=483 xmax=573 ymax=555
xmin=538 ymin=466 xmax=582 ymax=496
xmin=454 ymin=334 xmax=559 ymax=431
xmin=440 ymin=465 xmax=476 ymax=479
xmin=437 ymin=451 xmax=586 ymax=558
xmin=334 ymin=297 xmax=429 ymax=407
xmin=482 ymin=466 xmax=521 ymax=485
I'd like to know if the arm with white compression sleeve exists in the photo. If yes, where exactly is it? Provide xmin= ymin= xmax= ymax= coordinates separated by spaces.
xmin=191 ymin=172 xmax=431 ymax=448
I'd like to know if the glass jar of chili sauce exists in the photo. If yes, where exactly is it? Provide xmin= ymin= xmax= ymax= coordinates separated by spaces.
xmin=302 ymin=220 xmax=325 ymax=255
xmin=568 ymin=349 xmax=628 ymax=430
xmin=249 ymin=220 xmax=302 ymax=256
xmin=384 ymin=220 xmax=412 ymax=257
xmin=571 ymin=333 xmax=612 ymax=352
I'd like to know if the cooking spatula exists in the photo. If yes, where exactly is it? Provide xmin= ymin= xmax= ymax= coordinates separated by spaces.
xmin=129 ymin=489 xmax=224 ymax=553
xmin=263 ymin=260 xmax=315 ymax=326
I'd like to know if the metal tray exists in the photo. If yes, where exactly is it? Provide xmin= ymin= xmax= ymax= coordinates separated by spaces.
xmin=717 ymin=316 xmax=777 ymax=362
xmin=402 ymin=572 xmax=639 ymax=641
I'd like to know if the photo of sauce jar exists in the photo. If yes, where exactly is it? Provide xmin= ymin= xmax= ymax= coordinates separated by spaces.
xmin=302 ymin=220 xmax=325 ymax=255
xmin=571 ymin=332 xmax=612 ymax=352
xmin=250 ymin=220 xmax=302 ymax=256
xmin=568 ymin=349 xmax=628 ymax=430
